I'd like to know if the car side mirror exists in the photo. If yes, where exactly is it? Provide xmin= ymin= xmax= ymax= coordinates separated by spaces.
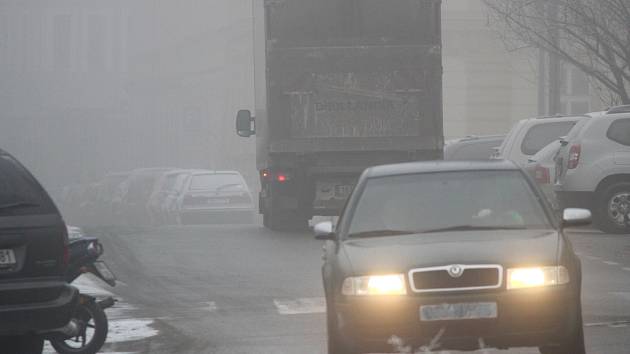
xmin=314 ymin=221 xmax=335 ymax=241
xmin=236 ymin=110 xmax=255 ymax=137
xmin=562 ymin=208 xmax=592 ymax=228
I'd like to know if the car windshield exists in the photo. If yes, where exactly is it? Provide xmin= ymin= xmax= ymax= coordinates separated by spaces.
xmin=189 ymin=174 xmax=245 ymax=191
xmin=348 ymin=170 xmax=550 ymax=237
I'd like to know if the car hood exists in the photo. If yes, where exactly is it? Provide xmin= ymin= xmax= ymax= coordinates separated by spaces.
xmin=341 ymin=230 xmax=560 ymax=275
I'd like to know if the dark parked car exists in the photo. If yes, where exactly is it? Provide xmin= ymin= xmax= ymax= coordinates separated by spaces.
xmin=174 ymin=170 xmax=254 ymax=225
xmin=315 ymin=161 xmax=589 ymax=354
xmin=0 ymin=149 xmax=78 ymax=353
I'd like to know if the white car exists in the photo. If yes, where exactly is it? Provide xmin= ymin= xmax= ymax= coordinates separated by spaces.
xmin=493 ymin=116 xmax=587 ymax=166
xmin=555 ymin=106 xmax=630 ymax=233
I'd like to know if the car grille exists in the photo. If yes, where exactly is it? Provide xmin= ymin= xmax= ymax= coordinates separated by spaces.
xmin=410 ymin=265 xmax=502 ymax=293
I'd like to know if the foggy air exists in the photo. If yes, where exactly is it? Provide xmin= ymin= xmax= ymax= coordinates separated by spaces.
xmin=1 ymin=1 xmax=629 ymax=354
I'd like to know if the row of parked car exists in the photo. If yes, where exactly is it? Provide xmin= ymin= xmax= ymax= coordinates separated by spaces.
xmin=445 ymin=105 xmax=630 ymax=234
xmin=59 ymin=168 xmax=255 ymax=227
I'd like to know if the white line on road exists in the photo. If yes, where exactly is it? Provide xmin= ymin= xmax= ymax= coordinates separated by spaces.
xmin=610 ymin=292 xmax=630 ymax=301
xmin=204 ymin=301 xmax=217 ymax=312
xmin=603 ymin=261 xmax=620 ymax=266
xmin=585 ymin=255 xmax=601 ymax=260
xmin=622 ymin=267 xmax=630 ymax=272
xmin=274 ymin=297 xmax=326 ymax=315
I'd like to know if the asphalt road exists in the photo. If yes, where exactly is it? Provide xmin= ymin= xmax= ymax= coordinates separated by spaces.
xmin=87 ymin=224 xmax=630 ymax=354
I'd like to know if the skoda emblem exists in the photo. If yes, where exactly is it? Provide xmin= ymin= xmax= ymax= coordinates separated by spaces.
xmin=448 ymin=265 xmax=464 ymax=278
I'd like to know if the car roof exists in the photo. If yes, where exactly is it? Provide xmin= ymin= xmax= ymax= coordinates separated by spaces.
xmin=365 ymin=160 xmax=519 ymax=178
xmin=519 ymin=115 xmax=587 ymax=124
xmin=446 ymin=134 xmax=505 ymax=144
xmin=190 ymin=170 xmax=241 ymax=176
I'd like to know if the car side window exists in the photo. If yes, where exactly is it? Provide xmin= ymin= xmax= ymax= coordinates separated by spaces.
xmin=607 ymin=118 xmax=630 ymax=146
xmin=521 ymin=121 xmax=577 ymax=156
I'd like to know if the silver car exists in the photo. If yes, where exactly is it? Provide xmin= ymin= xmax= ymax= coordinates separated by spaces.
xmin=555 ymin=107 xmax=630 ymax=233
xmin=174 ymin=170 xmax=255 ymax=225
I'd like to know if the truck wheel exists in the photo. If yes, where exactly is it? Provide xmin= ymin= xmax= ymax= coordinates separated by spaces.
xmin=595 ymin=182 xmax=630 ymax=234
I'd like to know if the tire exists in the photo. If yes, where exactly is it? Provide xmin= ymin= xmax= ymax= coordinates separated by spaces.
xmin=50 ymin=299 xmax=108 ymax=354
xmin=594 ymin=182 xmax=630 ymax=234
xmin=0 ymin=335 xmax=44 ymax=354
xmin=539 ymin=311 xmax=585 ymax=354
xmin=326 ymin=298 xmax=358 ymax=354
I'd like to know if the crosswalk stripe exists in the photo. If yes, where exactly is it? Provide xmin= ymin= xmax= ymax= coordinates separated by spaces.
xmin=274 ymin=297 xmax=326 ymax=315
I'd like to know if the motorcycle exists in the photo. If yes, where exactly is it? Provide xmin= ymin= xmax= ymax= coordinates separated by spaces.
xmin=47 ymin=230 xmax=117 ymax=354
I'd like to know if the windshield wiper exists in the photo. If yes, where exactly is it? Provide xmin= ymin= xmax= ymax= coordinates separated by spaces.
xmin=419 ymin=225 xmax=527 ymax=234
xmin=0 ymin=201 xmax=40 ymax=210
xmin=348 ymin=229 xmax=416 ymax=238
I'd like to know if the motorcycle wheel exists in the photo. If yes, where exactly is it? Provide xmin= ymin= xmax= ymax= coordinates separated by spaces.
xmin=50 ymin=299 xmax=108 ymax=354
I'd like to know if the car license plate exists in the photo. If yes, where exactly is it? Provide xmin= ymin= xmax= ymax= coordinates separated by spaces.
xmin=0 ymin=249 xmax=16 ymax=266
xmin=420 ymin=302 xmax=498 ymax=322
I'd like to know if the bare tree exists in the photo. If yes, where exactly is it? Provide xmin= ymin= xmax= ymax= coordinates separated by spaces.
xmin=484 ymin=0 xmax=630 ymax=104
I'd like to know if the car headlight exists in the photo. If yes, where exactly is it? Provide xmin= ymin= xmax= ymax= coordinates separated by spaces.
xmin=507 ymin=266 xmax=569 ymax=290
xmin=342 ymin=274 xmax=407 ymax=296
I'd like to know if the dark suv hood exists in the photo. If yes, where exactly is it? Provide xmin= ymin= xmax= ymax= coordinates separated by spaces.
xmin=341 ymin=230 xmax=560 ymax=276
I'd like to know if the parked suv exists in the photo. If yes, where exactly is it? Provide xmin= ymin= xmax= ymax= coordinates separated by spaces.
xmin=555 ymin=107 xmax=630 ymax=233
xmin=0 ymin=149 xmax=78 ymax=353
xmin=494 ymin=116 xmax=586 ymax=166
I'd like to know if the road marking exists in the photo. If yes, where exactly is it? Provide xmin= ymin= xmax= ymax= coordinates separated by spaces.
xmin=107 ymin=318 xmax=159 ymax=343
xmin=203 ymin=301 xmax=217 ymax=312
xmin=610 ymin=292 xmax=630 ymax=301
xmin=603 ymin=261 xmax=620 ymax=266
xmin=585 ymin=255 xmax=601 ymax=260
xmin=274 ymin=297 xmax=326 ymax=315
xmin=622 ymin=267 xmax=630 ymax=272
xmin=586 ymin=320 xmax=630 ymax=328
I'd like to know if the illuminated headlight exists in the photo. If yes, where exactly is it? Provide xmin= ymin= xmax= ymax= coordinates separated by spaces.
xmin=507 ymin=266 xmax=570 ymax=290
xmin=342 ymin=274 xmax=407 ymax=296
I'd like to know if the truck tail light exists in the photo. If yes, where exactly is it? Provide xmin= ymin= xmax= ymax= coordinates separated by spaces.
xmin=568 ymin=144 xmax=581 ymax=169
xmin=276 ymin=174 xmax=288 ymax=183
xmin=534 ymin=165 xmax=550 ymax=184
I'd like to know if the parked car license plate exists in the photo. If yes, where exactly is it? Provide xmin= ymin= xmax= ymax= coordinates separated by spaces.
xmin=420 ymin=302 xmax=498 ymax=321
xmin=0 ymin=249 xmax=16 ymax=266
